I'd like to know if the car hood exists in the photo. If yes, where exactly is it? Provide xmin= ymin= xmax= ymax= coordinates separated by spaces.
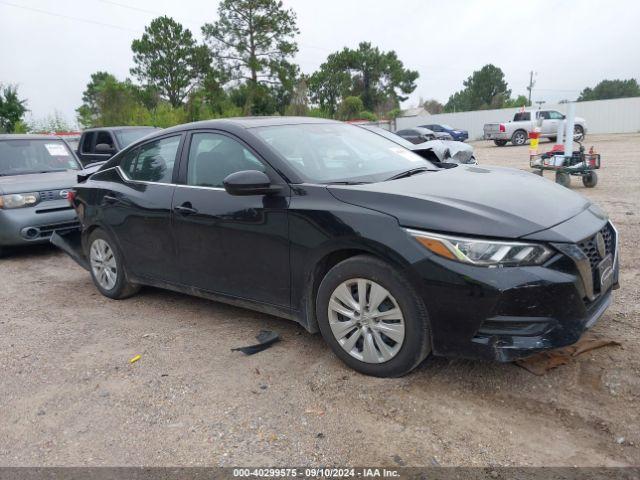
xmin=0 ymin=170 xmax=79 ymax=195
xmin=328 ymin=165 xmax=591 ymax=239
xmin=412 ymin=140 xmax=474 ymax=163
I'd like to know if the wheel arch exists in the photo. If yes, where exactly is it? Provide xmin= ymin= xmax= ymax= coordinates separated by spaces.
xmin=299 ymin=243 xmax=412 ymax=334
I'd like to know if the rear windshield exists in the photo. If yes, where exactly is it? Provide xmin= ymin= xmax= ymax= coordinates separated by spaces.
xmin=513 ymin=112 xmax=531 ymax=121
xmin=113 ymin=128 xmax=157 ymax=147
xmin=0 ymin=139 xmax=80 ymax=176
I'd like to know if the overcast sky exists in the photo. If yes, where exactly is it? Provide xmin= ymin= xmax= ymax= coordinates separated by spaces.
xmin=1 ymin=0 xmax=639 ymax=126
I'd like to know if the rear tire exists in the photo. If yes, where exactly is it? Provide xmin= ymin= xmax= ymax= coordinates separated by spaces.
xmin=511 ymin=130 xmax=528 ymax=146
xmin=555 ymin=172 xmax=571 ymax=188
xmin=574 ymin=125 xmax=585 ymax=141
xmin=88 ymin=229 xmax=140 ymax=300
xmin=494 ymin=140 xmax=508 ymax=147
xmin=582 ymin=171 xmax=598 ymax=188
xmin=316 ymin=255 xmax=431 ymax=377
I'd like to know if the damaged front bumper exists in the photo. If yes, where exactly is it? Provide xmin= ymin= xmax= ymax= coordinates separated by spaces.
xmin=51 ymin=230 xmax=89 ymax=271
xmin=411 ymin=226 xmax=619 ymax=362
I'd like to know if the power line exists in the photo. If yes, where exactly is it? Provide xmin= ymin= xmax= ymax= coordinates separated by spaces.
xmin=95 ymin=0 xmax=334 ymax=53
xmin=0 ymin=0 xmax=138 ymax=32
xmin=97 ymin=0 xmax=202 ymax=25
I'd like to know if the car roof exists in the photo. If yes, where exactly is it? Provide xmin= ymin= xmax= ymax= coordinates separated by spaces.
xmin=157 ymin=116 xmax=340 ymax=135
xmin=82 ymin=126 xmax=158 ymax=132
xmin=0 ymin=134 xmax=65 ymax=140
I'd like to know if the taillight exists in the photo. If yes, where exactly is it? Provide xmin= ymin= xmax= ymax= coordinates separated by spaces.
xmin=67 ymin=190 xmax=76 ymax=205
xmin=499 ymin=124 xmax=506 ymax=133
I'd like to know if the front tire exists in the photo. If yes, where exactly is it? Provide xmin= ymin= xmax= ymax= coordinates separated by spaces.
xmin=316 ymin=255 xmax=431 ymax=377
xmin=88 ymin=229 xmax=140 ymax=299
xmin=555 ymin=172 xmax=571 ymax=188
xmin=574 ymin=125 xmax=585 ymax=141
xmin=511 ymin=130 xmax=528 ymax=146
xmin=582 ymin=171 xmax=598 ymax=187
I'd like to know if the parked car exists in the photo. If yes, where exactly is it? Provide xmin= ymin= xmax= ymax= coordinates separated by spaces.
xmin=76 ymin=126 xmax=158 ymax=166
xmin=53 ymin=118 xmax=618 ymax=377
xmin=394 ymin=127 xmax=437 ymax=143
xmin=360 ymin=125 xmax=476 ymax=165
xmin=484 ymin=110 xmax=587 ymax=146
xmin=0 ymin=135 xmax=83 ymax=256
xmin=419 ymin=123 xmax=468 ymax=142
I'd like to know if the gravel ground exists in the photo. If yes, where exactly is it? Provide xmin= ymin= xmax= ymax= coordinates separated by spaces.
xmin=0 ymin=133 xmax=638 ymax=467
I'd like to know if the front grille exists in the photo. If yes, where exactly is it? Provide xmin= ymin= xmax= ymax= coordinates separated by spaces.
xmin=578 ymin=223 xmax=616 ymax=294
xmin=39 ymin=189 xmax=68 ymax=202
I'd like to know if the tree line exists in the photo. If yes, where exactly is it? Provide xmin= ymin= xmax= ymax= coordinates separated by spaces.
xmin=73 ymin=0 xmax=420 ymax=128
xmin=1 ymin=0 xmax=639 ymax=132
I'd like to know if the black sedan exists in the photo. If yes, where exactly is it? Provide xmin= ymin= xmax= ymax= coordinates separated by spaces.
xmin=54 ymin=117 xmax=619 ymax=377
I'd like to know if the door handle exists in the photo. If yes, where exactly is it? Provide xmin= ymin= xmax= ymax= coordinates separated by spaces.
xmin=174 ymin=203 xmax=198 ymax=215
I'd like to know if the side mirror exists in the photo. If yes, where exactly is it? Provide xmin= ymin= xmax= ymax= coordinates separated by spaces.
xmin=95 ymin=143 xmax=115 ymax=155
xmin=223 ymin=170 xmax=281 ymax=196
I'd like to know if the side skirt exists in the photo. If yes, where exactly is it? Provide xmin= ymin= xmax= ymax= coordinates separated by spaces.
xmin=130 ymin=274 xmax=303 ymax=325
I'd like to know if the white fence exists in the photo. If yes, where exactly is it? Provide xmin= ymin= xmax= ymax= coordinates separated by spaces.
xmin=397 ymin=97 xmax=640 ymax=140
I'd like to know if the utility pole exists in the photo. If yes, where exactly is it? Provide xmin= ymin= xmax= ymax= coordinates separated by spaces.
xmin=527 ymin=71 xmax=536 ymax=106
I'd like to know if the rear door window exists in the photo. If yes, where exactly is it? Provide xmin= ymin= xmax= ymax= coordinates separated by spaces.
xmin=119 ymin=148 xmax=139 ymax=177
xmin=126 ymin=136 xmax=181 ymax=183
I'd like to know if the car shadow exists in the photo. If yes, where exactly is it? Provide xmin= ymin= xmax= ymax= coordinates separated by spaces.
xmin=2 ymin=243 xmax=61 ymax=260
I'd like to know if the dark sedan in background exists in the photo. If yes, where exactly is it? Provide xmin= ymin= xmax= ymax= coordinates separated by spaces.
xmin=0 ymin=135 xmax=82 ymax=256
xmin=396 ymin=127 xmax=454 ymax=143
xmin=359 ymin=125 xmax=476 ymax=165
xmin=420 ymin=123 xmax=469 ymax=142
xmin=54 ymin=117 xmax=619 ymax=377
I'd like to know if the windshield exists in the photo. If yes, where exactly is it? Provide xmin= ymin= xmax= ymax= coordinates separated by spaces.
xmin=440 ymin=124 xmax=454 ymax=130
xmin=254 ymin=123 xmax=436 ymax=183
xmin=113 ymin=128 xmax=156 ymax=147
xmin=0 ymin=139 xmax=80 ymax=176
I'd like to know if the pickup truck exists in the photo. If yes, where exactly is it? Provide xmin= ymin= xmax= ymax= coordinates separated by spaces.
xmin=483 ymin=110 xmax=586 ymax=147
xmin=76 ymin=126 xmax=158 ymax=166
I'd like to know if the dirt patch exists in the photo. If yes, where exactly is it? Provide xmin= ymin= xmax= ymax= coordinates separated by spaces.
xmin=0 ymin=134 xmax=638 ymax=466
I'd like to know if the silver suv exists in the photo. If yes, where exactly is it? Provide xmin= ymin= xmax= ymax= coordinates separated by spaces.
xmin=0 ymin=135 xmax=81 ymax=257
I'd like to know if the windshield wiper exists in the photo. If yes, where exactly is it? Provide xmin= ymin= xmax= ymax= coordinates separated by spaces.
xmin=385 ymin=167 xmax=433 ymax=181
xmin=325 ymin=181 xmax=370 ymax=185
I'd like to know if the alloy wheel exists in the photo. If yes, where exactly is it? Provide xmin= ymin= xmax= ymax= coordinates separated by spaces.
xmin=90 ymin=238 xmax=117 ymax=290
xmin=328 ymin=278 xmax=405 ymax=363
xmin=513 ymin=131 xmax=526 ymax=145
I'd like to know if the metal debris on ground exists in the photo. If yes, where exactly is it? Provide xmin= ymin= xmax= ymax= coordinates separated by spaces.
xmin=231 ymin=330 xmax=280 ymax=355
xmin=515 ymin=332 xmax=621 ymax=375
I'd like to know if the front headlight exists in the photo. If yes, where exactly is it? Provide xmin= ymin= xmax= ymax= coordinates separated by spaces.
xmin=407 ymin=229 xmax=554 ymax=267
xmin=0 ymin=192 xmax=40 ymax=209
